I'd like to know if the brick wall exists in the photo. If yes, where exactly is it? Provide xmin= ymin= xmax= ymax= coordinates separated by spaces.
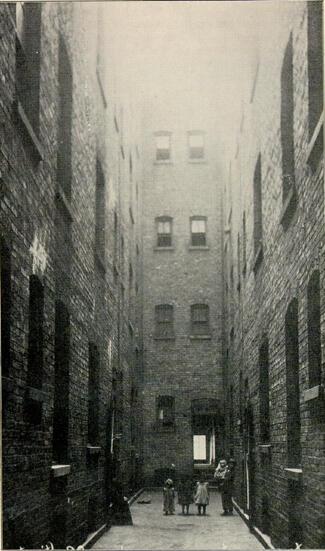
xmin=1 ymin=4 xmax=143 ymax=548
xmin=223 ymin=3 xmax=324 ymax=547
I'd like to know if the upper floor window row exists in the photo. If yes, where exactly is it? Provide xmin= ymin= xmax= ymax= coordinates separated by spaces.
xmin=154 ymin=131 xmax=206 ymax=162
xmin=155 ymin=216 xmax=207 ymax=248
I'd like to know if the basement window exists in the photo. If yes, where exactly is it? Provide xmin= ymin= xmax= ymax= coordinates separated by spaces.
xmin=157 ymin=395 xmax=175 ymax=427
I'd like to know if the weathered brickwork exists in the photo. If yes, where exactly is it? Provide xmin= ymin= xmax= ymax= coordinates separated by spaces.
xmin=141 ymin=98 xmax=224 ymax=484
xmin=223 ymin=3 xmax=324 ymax=548
xmin=1 ymin=4 xmax=143 ymax=548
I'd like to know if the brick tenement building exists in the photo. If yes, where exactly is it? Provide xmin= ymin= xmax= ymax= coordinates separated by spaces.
xmin=222 ymin=2 xmax=324 ymax=548
xmin=140 ymin=92 xmax=224 ymax=485
xmin=1 ymin=3 xmax=143 ymax=549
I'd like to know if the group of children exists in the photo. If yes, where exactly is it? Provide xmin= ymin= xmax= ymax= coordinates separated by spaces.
xmin=163 ymin=477 xmax=209 ymax=516
xmin=163 ymin=459 xmax=234 ymax=516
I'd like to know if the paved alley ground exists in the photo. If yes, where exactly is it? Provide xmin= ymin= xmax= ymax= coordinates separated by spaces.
xmin=95 ymin=490 xmax=263 ymax=550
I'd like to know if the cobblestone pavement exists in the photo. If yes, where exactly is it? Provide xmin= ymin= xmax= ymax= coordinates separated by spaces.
xmin=95 ymin=490 xmax=263 ymax=550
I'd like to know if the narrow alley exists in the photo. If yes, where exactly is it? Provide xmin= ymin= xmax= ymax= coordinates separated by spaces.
xmin=96 ymin=491 xmax=263 ymax=550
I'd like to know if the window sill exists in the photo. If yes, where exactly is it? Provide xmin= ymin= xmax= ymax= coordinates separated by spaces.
xmin=154 ymin=160 xmax=173 ymax=165
xmin=189 ymin=335 xmax=211 ymax=340
xmin=188 ymin=159 xmax=207 ymax=164
xmin=154 ymin=423 xmax=176 ymax=433
xmin=95 ymin=251 xmax=106 ymax=273
xmin=284 ymin=467 xmax=302 ymax=481
xmin=154 ymin=336 xmax=176 ymax=341
xmin=87 ymin=445 xmax=101 ymax=455
xmin=26 ymin=386 xmax=47 ymax=403
xmin=280 ymin=183 xmax=297 ymax=230
xmin=253 ymin=243 xmax=263 ymax=274
xmin=154 ymin=246 xmax=174 ymax=251
xmin=188 ymin=246 xmax=209 ymax=251
xmin=14 ymin=99 xmax=43 ymax=162
xmin=51 ymin=464 xmax=71 ymax=478
xmin=303 ymin=384 xmax=323 ymax=403
xmin=56 ymin=186 xmax=73 ymax=221
xmin=307 ymin=113 xmax=323 ymax=171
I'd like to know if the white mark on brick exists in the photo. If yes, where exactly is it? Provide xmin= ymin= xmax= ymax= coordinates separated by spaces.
xmin=30 ymin=231 xmax=48 ymax=275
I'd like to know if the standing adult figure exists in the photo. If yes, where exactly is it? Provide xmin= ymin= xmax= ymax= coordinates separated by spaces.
xmin=220 ymin=458 xmax=236 ymax=516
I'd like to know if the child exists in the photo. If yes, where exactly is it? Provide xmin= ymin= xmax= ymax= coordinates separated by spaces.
xmin=163 ymin=478 xmax=175 ymax=515
xmin=214 ymin=459 xmax=228 ymax=490
xmin=177 ymin=475 xmax=194 ymax=515
xmin=194 ymin=478 xmax=209 ymax=515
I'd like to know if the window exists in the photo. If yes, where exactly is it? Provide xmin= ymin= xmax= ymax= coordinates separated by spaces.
xmin=129 ymin=153 xmax=133 ymax=181
xmin=307 ymin=270 xmax=321 ymax=388
xmin=157 ymin=395 xmax=175 ymax=427
xmin=53 ymin=301 xmax=70 ymax=464
xmin=190 ymin=217 xmax=207 ymax=246
xmin=95 ymin=159 xmax=106 ymax=260
xmin=27 ymin=275 xmax=44 ymax=389
xmin=88 ymin=343 xmax=100 ymax=446
xmin=307 ymin=2 xmax=323 ymax=139
xmin=114 ymin=211 xmax=118 ymax=259
xmin=129 ymin=262 xmax=133 ymax=288
xmin=156 ymin=217 xmax=172 ymax=247
xmin=285 ymin=299 xmax=301 ymax=468
xmin=1 ymin=239 xmax=11 ymax=377
xmin=15 ymin=2 xmax=42 ymax=134
xmin=188 ymin=131 xmax=205 ymax=160
xmin=237 ymin=233 xmax=241 ymax=291
xmin=259 ymin=338 xmax=270 ymax=443
xmin=281 ymin=34 xmax=295 ymax=201
xmin=155 ymin=304 xmax=174 ymax=338
xmin=57 ymin=35 xmax=73 ymax=199
xmin=253 ymin=154 xmax=263 ymax=259
xmin=191 ymin=304 xmax=210 ymax=336
xmin=155 ymin=132 xmax=171 ymax=161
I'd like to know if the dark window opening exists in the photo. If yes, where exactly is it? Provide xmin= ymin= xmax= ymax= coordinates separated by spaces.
xmin=253 ymin=154 xmax=263 ymax=257
xmin=53 ymin=301 xmax=70 ymax=464
xmin=88 ymin=496 xmax=98 ymax=534
xmin=15 ymin=3 xmax=42 ymax=134
xmin=239 ymin=371 xmax=243 ymax=430
xmin=191 ymin=304 xmax=210 ymax=336
xmin=57 ymin=35 xmax=73 ymax=199
xmin=307 ymin=270 xmax=321 ymax=388
xmin=262 ymin=495 xmax=271 ymax=536
xmin=95 ymin=159 xmax=106 ymax=260
xmin=156 ymin=217 xmax=172 ymax=247
xmin=88 ymin=343 xmax=100 ymax=446
xmin=308 ymin=2 xmax=323 ymax=139
xmin=157 ymin=395 xmax=175 ymax=427
xmin=281 ymin=34 xmax=295 ymax=201
xmin=285 ymin=299 xmax=301 ymax=468
xmin=114 ymin=211 xmax=118 ymax=260
xmin=155 ymin=304 xmax=174 ymax=338
xmin=191 ymin=217 xmax=207 ymax=246
xmin=237 ymin=233 xmax=241 ymax=291
xmin=259 ymin=338 xmax=270 ymax=443
xmin=27 ymin=275 xmax=44 ymax=390
xmin=1 ymin=239 xmax=11 ymax=378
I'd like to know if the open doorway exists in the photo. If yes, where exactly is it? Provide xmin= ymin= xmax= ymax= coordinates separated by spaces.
xmin=193 ymin=434 xmax=207 ymax=462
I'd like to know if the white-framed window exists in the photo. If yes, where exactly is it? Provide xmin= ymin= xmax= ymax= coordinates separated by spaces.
xmin=155 ymin=132 xmax=171 ymax=161
xmin=156 ymin=216 xmax=172 ymax=247
xmin=190 ymin=217 xmax=207 ymax=246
